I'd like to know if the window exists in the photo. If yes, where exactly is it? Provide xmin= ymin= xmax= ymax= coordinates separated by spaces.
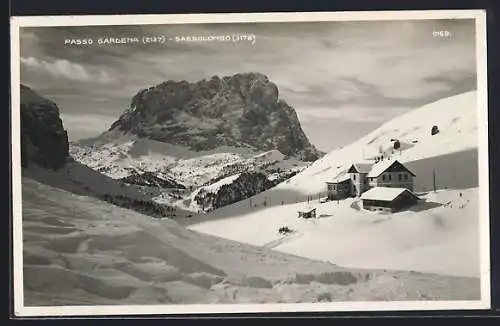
xmin=398 ymin=174 xmax=402 ymax=181
xmin=382 ymin=175 xmax=386 ymax=181
xmin=388 ymin=174 xmax=392 ymax=181
xmin=333 ymin=184 xmax=337 ymax=190
xmin=404 ymin=174 xmax=408 ymax=180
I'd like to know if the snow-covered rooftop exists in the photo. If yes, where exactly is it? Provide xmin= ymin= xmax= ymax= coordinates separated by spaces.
xmin=366 ymin=159 xmax=415 ymax=178
xmin=299 ymin=205 xmax=316 ymax=213
xmin=366 ymin=160 xmax=397 ymax=178
xmin=349 ymin=163 xmax=373 ymax=174
xmin=326 ymin=172 xmax=351 ymax=184
xmin=360 ymin=187 xmax=419 ymax=201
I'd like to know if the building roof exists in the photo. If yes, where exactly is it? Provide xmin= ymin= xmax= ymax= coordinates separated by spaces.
xmin=298 ymin=206 xmax=316 ymax=213
xmin=360 ymin=187 xmax=419 ymax=201
xmin=347 ymin=163 xmax=373 ymax=174
xmin=367 ymin=159 xmax=415 ymax=178
xmin=326 ymin=172 xmax=351 ymax=184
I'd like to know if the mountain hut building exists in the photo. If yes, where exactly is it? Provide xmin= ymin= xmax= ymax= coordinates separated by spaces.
xmin=325 ymin=159 xmax=416 ymax=202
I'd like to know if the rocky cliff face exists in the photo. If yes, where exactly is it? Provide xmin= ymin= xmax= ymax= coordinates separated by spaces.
xmin=108 ymin=73 xmax=322 ymax=161
xmin=20 ymin=85 xmax=69 ymax=170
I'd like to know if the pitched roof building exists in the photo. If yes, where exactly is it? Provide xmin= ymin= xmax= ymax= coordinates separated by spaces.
xmin=367 ymin=160 xmax=415 ymax=191
xmin=360 ymin=187 xmax=420 ymax=212
xmin=325 ymin=159 xmax=416 ymax=203
xmin=325 ymin=172 xmax=352 ymax=201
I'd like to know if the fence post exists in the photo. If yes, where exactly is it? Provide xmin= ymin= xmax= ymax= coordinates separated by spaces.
xmin=433 ymin=169 xmax=436 ymax=193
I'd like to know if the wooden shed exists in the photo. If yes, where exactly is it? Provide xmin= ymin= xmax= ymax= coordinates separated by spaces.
xmin=298 ymin=207 xmax=317 ymax=219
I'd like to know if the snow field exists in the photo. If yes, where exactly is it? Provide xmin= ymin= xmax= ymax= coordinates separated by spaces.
xmin=187 ymin=92 xmax=481 ymax=279
xmin=188 ymin=187 xmax=479 ymax=278
xmin=21 ymin=177 xmax=480 ymax=305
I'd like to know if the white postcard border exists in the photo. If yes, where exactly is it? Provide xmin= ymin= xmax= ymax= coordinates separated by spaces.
xmin=475 ymin=10 xmax=491 ymax=308
xmin=11 ymin=10 xmax=486 ymax=27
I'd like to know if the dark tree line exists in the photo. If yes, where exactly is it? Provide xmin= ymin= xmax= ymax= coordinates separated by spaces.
xmin=100 ymin=193 xmax=176 ymax=219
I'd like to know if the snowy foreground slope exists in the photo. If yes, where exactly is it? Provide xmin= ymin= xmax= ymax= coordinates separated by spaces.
xmin=22 ymin=177 xmax=479 ymax=305
xmin=186 ymin=91 xmax=481 ymax=278
xmin=188 ymin=188 xmax=479 ymax=278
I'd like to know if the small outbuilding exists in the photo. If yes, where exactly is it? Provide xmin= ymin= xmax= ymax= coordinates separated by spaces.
xmin=297 ymin=207 xmax=317 ymax=219
xmin=360 ymin=187 xmax=420 ymax=213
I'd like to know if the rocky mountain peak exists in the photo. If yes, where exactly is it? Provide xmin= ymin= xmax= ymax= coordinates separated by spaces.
xmin=108 ymin=73 xmax=322 ymax=161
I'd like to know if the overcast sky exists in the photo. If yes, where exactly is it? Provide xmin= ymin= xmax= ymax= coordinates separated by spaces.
xmin=19 ymin=19 xmax=477 ymax=151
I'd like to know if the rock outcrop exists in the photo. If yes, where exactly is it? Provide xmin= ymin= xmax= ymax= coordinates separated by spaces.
xmin=108 ymin=73 xmax=322 ymax=161
xmin=20 ymin=85 xmax=69 ymax=170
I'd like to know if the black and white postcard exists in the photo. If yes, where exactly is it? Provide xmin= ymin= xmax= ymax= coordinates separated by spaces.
xmin=10 ymin=10 xmax=490 ymax=316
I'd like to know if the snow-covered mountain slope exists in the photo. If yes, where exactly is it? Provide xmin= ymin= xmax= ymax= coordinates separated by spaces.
xmin=21 ymin=176 xmax=480 ymax=305
xmin=183 ymin=91 xmax=481 ymax=278
xmin=280 ymin=90 xmax=479 ymax=196
xmin=187 ymin=90 xmax=478 ymax=215
xmin=70 ymin=131 xmax=308 ymax=213
xmin=22 ymin=160 xmax=185 ymax=220
xmin=71 ymin=130 xmax=307 ymax=188
xmin=188 ymin=187 xmax=479 ymax=278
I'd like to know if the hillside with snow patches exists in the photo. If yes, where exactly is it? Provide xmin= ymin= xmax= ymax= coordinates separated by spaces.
xmin=71 ymin=130 xmax=305 ymax=187
xmin=186 ymin=91 xmax=482 ymax=279
xmin=70 ymin=130 xmax=307 ymax=213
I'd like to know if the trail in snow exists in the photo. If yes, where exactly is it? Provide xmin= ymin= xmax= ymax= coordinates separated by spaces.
xmin=262 ymin=231 xmax=305 ymax=249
